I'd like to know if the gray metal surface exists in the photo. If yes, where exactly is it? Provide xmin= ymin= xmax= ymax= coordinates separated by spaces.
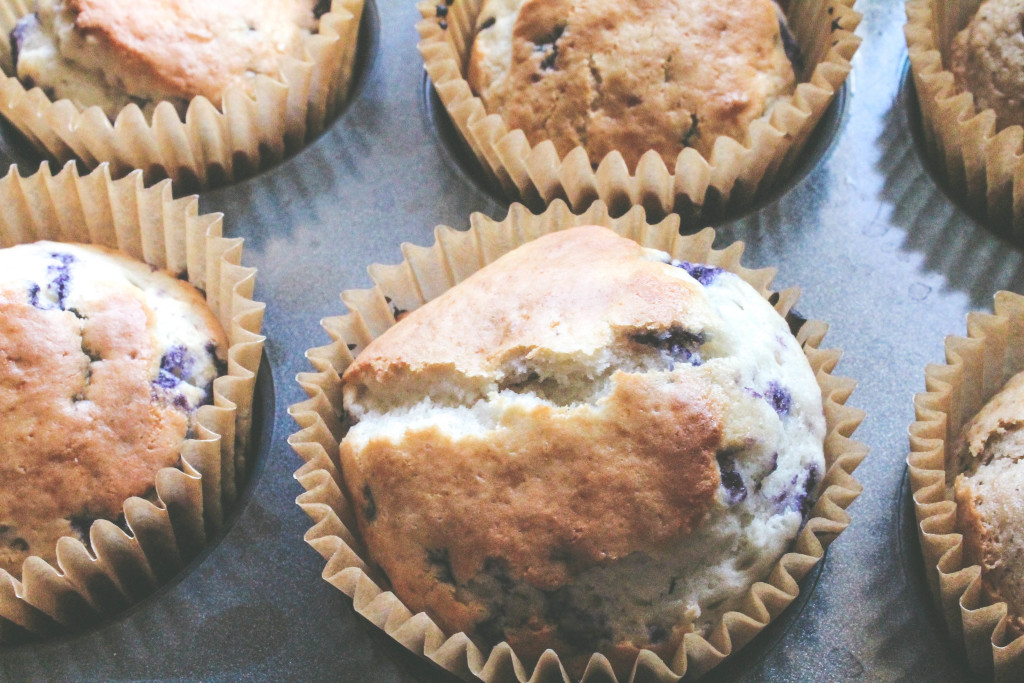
xmin=0 ymin=0 xmax=1003 ymax=679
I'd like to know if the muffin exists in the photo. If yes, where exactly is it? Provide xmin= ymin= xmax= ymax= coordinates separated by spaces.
xmin=292 ymin=201 xmax=866 ymax=682
xmin=417 ymin=0 xmax=860 ymax=219
xmin=466 ymin=0 xmax=797 ymax=169
xmin=338 ymin=225 xmax=825 ymax=676
xmin=0 ymin=162 xmax=264 ymax=638
xmin=906 ymin=0 xmax=1024 ymax=235
xmin=0 ymin=241 xmax=226 ymax=576
xmin=953 ymin=369 xmax=1024 ymax=636
xmin=909 ymin=291 xmax=1024 ymax=678
xmin=10 ymin=0 xmax=324 ymax=119
xmin=949 ymin=0 xmax=1024 ymax=130
xmin=0 ymin=0 xmax=364 ymax=188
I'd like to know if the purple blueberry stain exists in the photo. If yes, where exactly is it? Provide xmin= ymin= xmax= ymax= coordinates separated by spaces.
xmin=716 ymin=450 xmax=747 ymax=505
xmin=764 ymin=381 xmax=792 ymax=417
xmin=773 ymin=466 xmax=820 ymax=520
xmin=671 ymin=260 xmax=724 ymax=286
xmin=632 ymin=326 xmax=705 ymax=368
xmin=45 ymin=251 xmax=75 ymax=310
xmin=27 ymin=283 xmax=41 ymax=309
xmin=152 ymin=370 xmax=180 ymax=390
xmin=151 ymin=345 xmax=210 ymax=412
xmin=160 ymin=345 xmax=192 ymax=381
xmin=10 ymin=14 xmax=39 ymax=72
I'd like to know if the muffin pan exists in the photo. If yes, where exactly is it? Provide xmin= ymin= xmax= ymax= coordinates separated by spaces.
xmin=0 ymin=0 xmax=1008 ymax=679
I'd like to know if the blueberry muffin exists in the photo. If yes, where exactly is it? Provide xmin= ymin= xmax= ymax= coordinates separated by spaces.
xmin=0 ymin=241 xmax=226 ymax=576
xmin=9 ymin=0 xmax=326 ymax=118
xmin=466 ymin=0 xmax=798 ymax=167
xmin=949 ymin=0 xmax=1024 ymax=130
xmin=953 ymin=369 xmax=1024 ymax=635
xmin=338 ymin=226 xmax=826 ymax=676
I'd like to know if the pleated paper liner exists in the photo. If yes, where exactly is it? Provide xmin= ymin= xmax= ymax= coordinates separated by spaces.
xmin=415 ymin=0 xmax=860 ymax=224
xmin=908 ymin=291 xmax=1024 ymax=681
xmin=289 ymin=200 xmax=867 ymax=682
xmin=0 ymin=161 xmax=265 ymax=640
xmin=905 ymin=0 xmax=1024 ymax=240
xmin=0 ymin=0 xmax=363 ymax=191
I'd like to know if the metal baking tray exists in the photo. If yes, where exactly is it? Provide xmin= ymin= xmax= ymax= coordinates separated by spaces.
xmin=0 ymin=0 xmax=999 ymax=679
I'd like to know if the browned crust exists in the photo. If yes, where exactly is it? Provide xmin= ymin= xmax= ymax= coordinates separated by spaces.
xmin=339 ymin=225 xmax=729 ymax=674
xmin=344 ymin=225 xmax=706 ymax=390
xmin=65 ymin=0 xmax=315 ymax=102
xmin=0 ymin=243 xmax=226 ymax=575
xmin=341 ymin=369 xmax=722 ymax=659
xmin=467 ymin=0 xmax=794 ymax=166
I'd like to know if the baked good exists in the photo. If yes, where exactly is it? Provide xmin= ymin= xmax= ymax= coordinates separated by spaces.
xmin=466 ymin=0 xmax=798 ymax=168
xmin=9 ymin=0 xmax=325 ymax=118
xmin=0 ymin=241 xmax=227 ymax=576
xmin=338 ymin=225 xmax=826 ymax=675
xmin=949 ymin=0 xmax=1024 ymax=130
xmin=953 ymin=368 xmax=1024 ymax=633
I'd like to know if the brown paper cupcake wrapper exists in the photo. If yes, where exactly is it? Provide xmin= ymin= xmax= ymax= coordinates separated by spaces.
xmin=905 ymin=0 xmax=1024 ymax=238
xmin=908 ymin=291 xmax=1024 ymax=681
xmin=289 ymin=200 xmax=867 ymax=682
xmin=0 ymin=0 xmax=363 ymax=190
xmin=416 ymin=0 xmax=860 ymax=222
xmin=0 ymin=161 xmax=265 ymax=639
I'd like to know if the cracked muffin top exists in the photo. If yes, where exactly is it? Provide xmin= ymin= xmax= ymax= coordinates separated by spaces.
xmin=339 ymin=226 xmax=825 ymax=677
xmin=950 ymin=0 xmax=1024 ymax=130
xmin=10 ymin=0 xmax=323 ymax=117
xmin=0 ymin=242 xmax=226 ymax=576
xmin=954 ymin=369 xmax=1024 ymax=634
xmin=466 ymin=0 xmax=797 ymax=168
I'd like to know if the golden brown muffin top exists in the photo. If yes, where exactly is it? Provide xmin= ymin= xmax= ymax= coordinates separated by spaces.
xmin=954 ymin=370 xmax=1024 ymax=634
xmin=950 ymin=0 xmax=1024 ymax=130
xmin=0 ymin=242 xmax=226 ymax=575
xmin=61 ymin=0 xmax=318 ymax=104
xmin=467 ymin=0 xmax=796 ymax=167
xmin=341 ymin=226 xmax=724 ymax=635
xmin=344 ymin=225 xmax=714 ymax=396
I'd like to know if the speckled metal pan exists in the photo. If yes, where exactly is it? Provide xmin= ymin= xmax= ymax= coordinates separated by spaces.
xmin=0 ymin=0 xmax=1008 ymax=680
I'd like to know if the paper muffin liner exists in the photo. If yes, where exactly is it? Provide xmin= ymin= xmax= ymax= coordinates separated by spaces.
xmin=905 ymin=0 xmax=1024 ymax=238
xmin=416 ymin=0 xmax=860 ymax=222
xmin=289 ymin=200 xmax=867 ymax=682
xmin=908 ymin=291 xmax=1024 ymax=681
xmin=0 ymin=161 xmax=265 ymax=639
xmin=0 ymin=0 xmax=364 ymax=190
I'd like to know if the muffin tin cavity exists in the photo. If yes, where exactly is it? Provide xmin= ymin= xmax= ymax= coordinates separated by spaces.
xmin=902 ymin=67 xmax=992 ymax=233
